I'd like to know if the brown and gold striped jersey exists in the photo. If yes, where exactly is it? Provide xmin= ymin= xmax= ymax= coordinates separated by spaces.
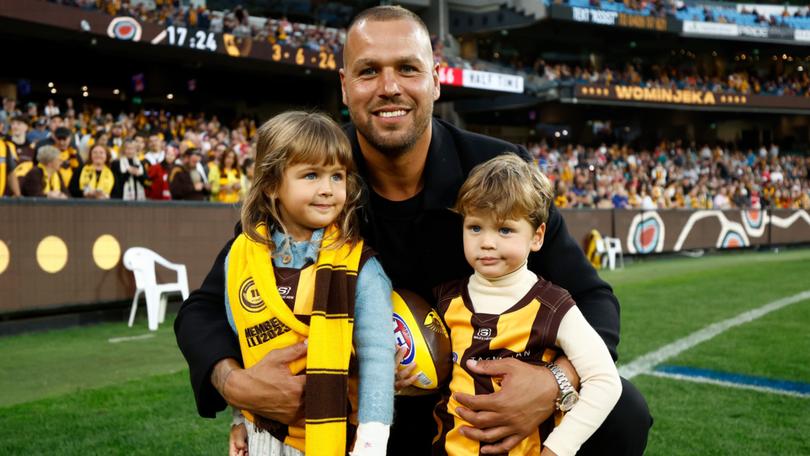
xmin=432 ymin=277 xmax=575 ymax=456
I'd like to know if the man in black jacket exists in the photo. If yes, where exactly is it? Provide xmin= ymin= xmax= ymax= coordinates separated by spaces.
xmin=175 ymin=5 xmax=650 ymax=455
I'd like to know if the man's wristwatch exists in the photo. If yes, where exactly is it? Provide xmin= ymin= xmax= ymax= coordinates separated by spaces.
xmin=547 ymin=362 xmax=579 ymax=412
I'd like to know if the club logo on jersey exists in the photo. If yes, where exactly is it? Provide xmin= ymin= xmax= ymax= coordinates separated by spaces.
xmin=239 ymin=278 xmax=265 ymax=313
xmin=424 ymin=310 xmax=448 ymax=337
xmin=107 ymin=17 xmax=143 ymax=42
xmin=393 ymin=313 xmax=415 ymax=365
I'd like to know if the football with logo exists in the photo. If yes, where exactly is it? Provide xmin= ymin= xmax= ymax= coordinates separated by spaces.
xmin=392 ymin=289 xmax=452 ymax=396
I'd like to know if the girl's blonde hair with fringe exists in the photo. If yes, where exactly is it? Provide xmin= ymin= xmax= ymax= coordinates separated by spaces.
xmin=454 ymin=153 xmax=554 ymax=229
xmin=241 ymin=111 xmax=361 ymax=250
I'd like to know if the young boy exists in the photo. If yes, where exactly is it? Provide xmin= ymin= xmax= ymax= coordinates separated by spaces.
xmin=432 ymin=154 xmax=621 ymax=456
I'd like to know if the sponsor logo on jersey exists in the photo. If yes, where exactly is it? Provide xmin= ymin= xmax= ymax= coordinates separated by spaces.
xmin=474 ymin=327 xmax=493 ymax=341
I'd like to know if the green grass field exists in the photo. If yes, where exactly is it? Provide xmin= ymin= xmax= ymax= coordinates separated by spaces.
xmin=1 ymin=247 xmax=809 ymax=455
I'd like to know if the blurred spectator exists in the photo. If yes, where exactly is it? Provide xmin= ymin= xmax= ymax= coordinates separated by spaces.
xmin=0 ymin=97 xmax=20 ymax=134
xmin=5 ymin=115 xmax=35 ymax=163
xmin=43 ymin=98 xmax=60 ymax=118
xmin=240 ymin=157 xmax=255 ymax=200
xmin=170 ymin=148 xmax=210 ymax=200
xmin=27 ymin=117 xmax=50 ymax=145
xmin=111 ymin=140 xmax=147 ymax=200
xmin=1 ymin=132 xmax=20 ymax=197
xmin=21 ymin=145 xmax=67 ymax=198
xmin=51 ymin=127 xmax=83 ymax=190
xmin=144 ymin=133 xmax=166 ymax=166
xmin=208 ymin=148 xmax=241 ymax=203
xmin=70 ymin=143 xmax=113 ymax=199
xmin=145 ymin=145 xmax=178 ymax=201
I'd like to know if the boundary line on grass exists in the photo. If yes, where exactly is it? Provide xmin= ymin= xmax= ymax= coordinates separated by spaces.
xmin=108 ymin=334 xmax=156 ymax=343
xmin=619 ymin=290 xmax=810 ymax=380
xmin=651 ymin=365 xmax=810 ymax=398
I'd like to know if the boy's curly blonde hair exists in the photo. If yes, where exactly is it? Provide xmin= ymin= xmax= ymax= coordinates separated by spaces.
xmin=454 ymin=153 xmax=553 ymax=228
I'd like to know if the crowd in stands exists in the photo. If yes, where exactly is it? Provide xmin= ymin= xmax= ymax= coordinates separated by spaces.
xmin=45 ymin=1 xmax=810 ymax=98
xmin=529 ymin=139 xmax=810 ymax=210
xmin=2 ymin=97 xmax=808 ymax=211
xmin=551 ymin=0 xmax=810 ymax=29
xmin=51 ymin=0 xmax=345 ymax=55
xmin=534 ymin=60 xmax=810 ymax=97
xmin=0 ymin=97 xmax=256 ymax=203
xmin=674 ymin=2 xmax=810 ymax=29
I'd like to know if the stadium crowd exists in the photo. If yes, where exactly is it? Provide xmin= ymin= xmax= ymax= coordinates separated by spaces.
xmin=530 ymin=139 xmax=810 ymax=210
xmin=47 ymin=1 xmax=810 ymax=98
xmin=551 ymin=0 xmax=810 ymax=29
xmin=534 ymin=60 xmax=810 ymax=97
xmin=0 ymin=97 xmax=256 ymax=202
xmin=2 ymin=98 xmax=808 ymax=210
xmin=50 ymin=0 xmax=346 ymax=55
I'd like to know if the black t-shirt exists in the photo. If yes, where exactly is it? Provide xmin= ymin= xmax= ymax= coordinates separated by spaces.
xmin=365 ymin=189 xmax=469 ymax=300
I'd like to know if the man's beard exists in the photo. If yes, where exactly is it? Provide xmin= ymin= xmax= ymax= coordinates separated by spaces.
xmin=351 ymin=105 xmax=432 ymax=158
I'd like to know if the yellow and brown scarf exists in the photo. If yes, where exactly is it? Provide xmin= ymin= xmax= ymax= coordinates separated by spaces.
xmin=37 ymin=163 xmax=63 ymax=194
xmin=78 ymin=165 xmax=115 ymax=196
xmin=227 ymin=224 xmax=362 ymax=455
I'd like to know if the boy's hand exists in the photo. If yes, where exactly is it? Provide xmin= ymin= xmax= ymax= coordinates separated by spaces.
xmin=394 ymin=345 xmax=419 ymax=392
xmin=229 ymin=423 xmax=248 ymax=456
xmin=453 ymin=356 xmax=577 ymax=454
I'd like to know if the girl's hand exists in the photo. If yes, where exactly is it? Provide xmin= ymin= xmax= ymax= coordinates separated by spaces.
xmin=229 ymin=423 xmax=248 ymax=456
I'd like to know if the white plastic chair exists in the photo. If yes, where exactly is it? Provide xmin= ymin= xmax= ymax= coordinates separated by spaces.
xmin=123 ymin=247 xmax=189 ymax=331
xmin=602 ymin=237 xmax=624 ymax=271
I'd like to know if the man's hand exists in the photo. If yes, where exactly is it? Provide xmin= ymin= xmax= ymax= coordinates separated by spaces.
xmin=213 ymin=342 xmax=307 ymax=426
xmin=453 ymin=357 xmax=564 ymax=454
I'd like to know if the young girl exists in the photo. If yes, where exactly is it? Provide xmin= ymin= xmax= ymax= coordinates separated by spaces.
xmin=225 ymin=111 xmax=394 ymax=456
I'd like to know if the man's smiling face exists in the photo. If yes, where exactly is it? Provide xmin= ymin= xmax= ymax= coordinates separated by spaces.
xmin=340 ymin=18 xmax=440 ymax=156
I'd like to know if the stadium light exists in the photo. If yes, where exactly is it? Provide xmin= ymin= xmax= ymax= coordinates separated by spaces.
xmin=50 ymin=88 xmax=57 ymax=94
xmin=554 ymin=131 xmax=561 ymax=138
xmin=166 ymin=93 xmax=174 ymax=100
xmin=48 ymin=82 xmax=54 ymax=88
xmin=82 ymin=91 xmax=88 ymax=97
xmin=113 ymin=89 xmax=120 ymax=95
xmin=81 ymin=85 xmax=88 ymax=91
xmin=799 ymin=66 xmax=804 ymax=72
xmin=563 ymin=130 xmax=569 ymax=136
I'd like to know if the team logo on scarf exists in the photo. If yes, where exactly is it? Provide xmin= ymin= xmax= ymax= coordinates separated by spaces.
xmin=239 ymin=278 xmax=265 ymax=313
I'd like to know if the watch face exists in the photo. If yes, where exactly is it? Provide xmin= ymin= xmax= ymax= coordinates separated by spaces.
xmin=560 ymin=391 xmax=579 ymax=412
